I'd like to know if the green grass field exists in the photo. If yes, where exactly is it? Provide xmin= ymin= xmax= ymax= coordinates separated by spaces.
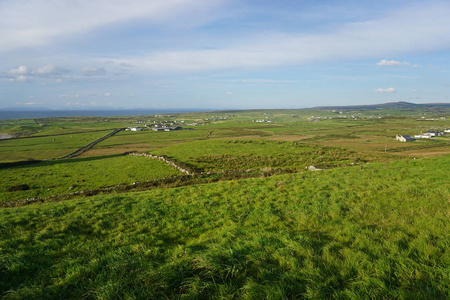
xmin=0 ymin=106 xmax=449 ymax=298
xmin=0 ymin=130 xmax=115 ymax=162
xmin=1 ymin=156 xmax=449 ymax=298
xmin=0 ymin=155 xmax=181 ymax=202
xmin=152 ymin=139 xmax=362 ymax=172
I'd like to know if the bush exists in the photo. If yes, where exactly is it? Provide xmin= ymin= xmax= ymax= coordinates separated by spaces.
xmin=6 ymin=184 xmax=31 ymax=192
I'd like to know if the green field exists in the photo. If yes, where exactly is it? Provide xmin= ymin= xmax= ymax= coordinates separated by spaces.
xmin=1 ymin=156 xmax=449 ymax=298
xmin=152 ymin=139 xmax=362 ymax=172
xmin=0 ymin=106 xmax=449 ymax=298
xmin=0 ymin=130 xmax=114 ymax=162
xmin=0 ymin=155 xmax=181 ymax=203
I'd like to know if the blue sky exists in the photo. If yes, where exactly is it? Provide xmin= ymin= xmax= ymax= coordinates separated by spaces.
xmin=1 ymin=0 xmax=450 ymax=110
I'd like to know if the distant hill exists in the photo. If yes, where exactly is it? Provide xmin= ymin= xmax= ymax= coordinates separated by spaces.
xmin=312 ymin=101 xmax=450 ymax=110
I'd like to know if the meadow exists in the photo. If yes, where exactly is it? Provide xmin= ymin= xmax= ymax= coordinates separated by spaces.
xmin=0 ymin=105 xmax=449 ymax=298
xmin=0 ymin=155 xmax=181 ymax=203
xmin=0 ymin=130 xmax=115 ymax=162
xmin=151 ymin=139 xmax=362 ymax=172
xmin=0 ymin=156 xmax=449 ymax=298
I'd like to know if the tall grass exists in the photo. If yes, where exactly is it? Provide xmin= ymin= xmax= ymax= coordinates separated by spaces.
xmin=152 ymin=139 xmax=362 ymax=172
xmin=1 ymin=156 xmax=449 ymax=298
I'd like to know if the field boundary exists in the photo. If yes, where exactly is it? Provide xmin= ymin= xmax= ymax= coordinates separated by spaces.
xmin=60 ymin=128 xmax=124 ymax=159
xmin=127 ymin=152 xmax=192 ymax=174
xmin=0 ymin=167 xmax=299 ymax=208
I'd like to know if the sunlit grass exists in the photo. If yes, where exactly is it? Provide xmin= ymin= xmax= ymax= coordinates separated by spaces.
xmin=1 ymin=156 xmax=449 ymax=298
xmin=0 ymin=155 xmax=181 ymax=202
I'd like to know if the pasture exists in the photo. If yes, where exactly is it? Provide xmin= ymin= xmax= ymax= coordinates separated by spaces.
xmin=0 ymin=105 xmax=449 ymax=298
xmin=0 ymin=156 xmax=449 ymax=298
xmin=0 ymin=155 xmax=181 ymax=203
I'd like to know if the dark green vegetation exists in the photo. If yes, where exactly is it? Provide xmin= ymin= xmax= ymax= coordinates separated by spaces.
xmin=152 ymin=139 xmax=362 ymax=172
xmin=0 ymin=104 xmax=449 ymax=298
xmin=1 ymin=157 xmax=449 ymax=298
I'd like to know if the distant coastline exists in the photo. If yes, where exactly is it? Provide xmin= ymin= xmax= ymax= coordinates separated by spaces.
xmin=0 ymin=109 xmax=206 ymax=120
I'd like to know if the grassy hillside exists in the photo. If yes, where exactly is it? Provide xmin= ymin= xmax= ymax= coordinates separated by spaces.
xmin=0 ymin=155 xmax=181 ymax=203
xmin=1 ymin=156 xmax=449 ymax=299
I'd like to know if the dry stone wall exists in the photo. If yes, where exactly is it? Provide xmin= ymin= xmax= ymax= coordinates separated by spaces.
xmin=127 ymin=152 xmax=191 ymax=174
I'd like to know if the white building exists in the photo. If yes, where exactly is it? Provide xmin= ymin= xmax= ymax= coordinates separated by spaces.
xmin=396 ymin=135 xmax=415 ymax=142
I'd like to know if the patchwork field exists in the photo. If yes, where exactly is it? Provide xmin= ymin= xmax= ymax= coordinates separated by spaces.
xmin=0 ymin=105 xmax=449 ymax=298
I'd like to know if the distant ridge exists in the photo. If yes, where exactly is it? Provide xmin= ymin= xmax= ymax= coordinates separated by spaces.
xmin=312 ymin=101 xmax=450 ymax=110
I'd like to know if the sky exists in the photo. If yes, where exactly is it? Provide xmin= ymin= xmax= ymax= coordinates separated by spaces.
xmin=1 ymin=0 xmax=450 ymax=110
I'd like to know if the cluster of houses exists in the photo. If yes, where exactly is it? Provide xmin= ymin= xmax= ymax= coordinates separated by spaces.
xmin=125 ymin=125 xmax=194 ymax=132
xmin=396 ymin=129 xmax=449 ymax=142
xmin=307 ymin=116 xmax=333 ymax=122
xmin=125 ymin=127 xmax=142 ymax=131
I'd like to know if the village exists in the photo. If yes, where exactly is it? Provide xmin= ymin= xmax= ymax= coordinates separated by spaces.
xmin=125 ymin=119 xmax=198 ymax=132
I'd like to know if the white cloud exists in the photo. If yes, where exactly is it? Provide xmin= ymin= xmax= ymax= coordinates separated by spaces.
xmin=16 ymin=75 xmax=27 ymax=82
xmin=105 ymin=92 xmax=112 ymax=97
xmin=9 ymin=65 xmax=29 ymax=75
xmin=5 ymin=64 xmax=71 ymax=82
xmin=0 ymin=0 xmax=224 ymax=52
xmin=34 ymin=64 xmax=57 ymax=75
xmin=8 ymin=75 xmax=27 ymax=82
xmin=374 ymin=87 xmax=396 ymax=93
xmin=376 ymin=59 xmax=412 ymax=67
xmin=225 ymin=91 xmax=232 ymax=95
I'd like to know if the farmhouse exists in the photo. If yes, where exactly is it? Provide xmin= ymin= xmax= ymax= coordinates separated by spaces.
xmin=126 ymin=127 xmax=142 ymax=131
xmin=396 ymin=135 xmax=415 ymax=142
xmin=426 ymin=130 xmax=444 ymax=136
xmin=415 ymin=133 xmax=433 ymax=139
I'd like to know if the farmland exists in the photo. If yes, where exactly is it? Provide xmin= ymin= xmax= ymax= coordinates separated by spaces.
xmin=0 ymin=104 xmax=449 ymax=298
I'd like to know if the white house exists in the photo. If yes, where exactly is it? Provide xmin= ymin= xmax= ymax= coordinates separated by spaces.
xmin=129 ymin=127 xmax=142 ymax=131
xmin=415 ymin=133 xmax=432 ymax=139
xmin=396 ymin=135 xmax=415 ymax=142
xmin=427 ymin=130 xmax=444 ymax=136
